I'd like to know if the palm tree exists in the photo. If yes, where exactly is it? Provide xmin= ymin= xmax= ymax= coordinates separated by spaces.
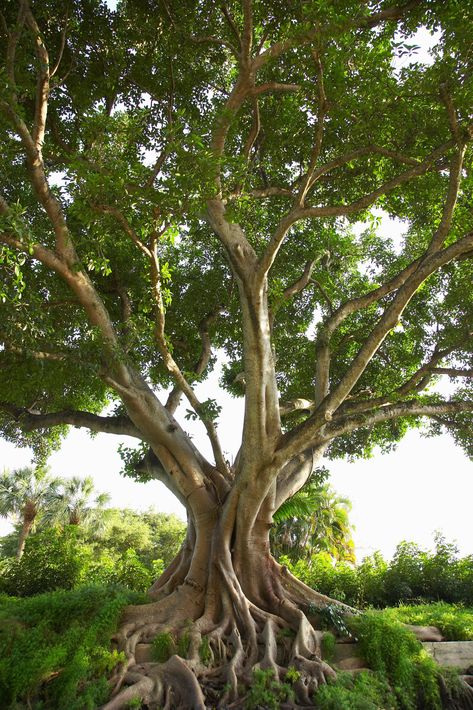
xmin=54 ymin=476 xmax=110 ymax=528
xmin=0 ymin=467 xmax=63 ymax=558
xmin=271 ymin=475 xmax=355 ymax=564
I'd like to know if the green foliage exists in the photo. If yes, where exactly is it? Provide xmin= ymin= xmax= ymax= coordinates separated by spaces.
xmin=0 ymin=0 xmax=472 ymax=469
xmin=0 ymin=527 xmax=91 ymax=597
xmin=284 ymin=666 xmax=301 ymax=684
xmin=105 ymin=549 xmax=153 ymax=592
xmin=381 ymin=603 xmax=473 ymax=641
xmin=151 ymin=632 xmax=176 ymax=663
xmin=272 ymin=471 xmax=356 ymax=564
xmin=315 ymin=670 xmax=397 ymax=710
xmin=350 ymin=612 xmax=441 ymax=710
xmin=84 ymin=508 xmax=186 ymax=568
xmin=198 ymin=635 xmax=212 ymax=666
xmin=285 ymin=533 xmax=473 ymax=608
xmin=321 ymin=632 xmax=337 ymax=662
xmin=0 ymin=585 xmax=144 ymax=709
xmin=245 ymin=668 xmax=294 ymax=710
xmin=177 ymin=626 xmax=191 ymax=659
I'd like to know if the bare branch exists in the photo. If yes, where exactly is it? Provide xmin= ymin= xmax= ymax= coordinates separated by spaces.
xmin=148 ymin=235 xmax=229 ymax=475
xmin=312 ymin=278 xmax=334 ymax=314
xmin=242 ymin=97 xmax=260 ymax=163
xmin=305 ymin=145 xmax=420 ymax=189
xmin=241 ymin=0 xmax=253 ymax=59
xmin=165 ymin=305 xmax=224 ymax=414
xmin=226 ymin=186 xmax=294 ymax=200
xmin=425 ymin=145 xmax=466 ymax=255
xmin=250 ymin=82 xmax=300 ymax=96
xmin=256 ymin=140 xmax=454 ymax=283
xmin=296 ymin=49 xmax=326 ymax=206
xmin=0 ymin=401 xmax=142 ymax=438
xmin=298 ymin=139 xmax=456 ymax=220
xmin=21 ymin=2 xmax=50 ymax=152
xmin=191 ymin=34 xmax=239 ymax=58
xmin=253 ymin=1 xmax=422 ymax=71
xmin=93 ymin=204 xmax=152 ymax=257
xmin=432 ymin=367 xmax=473 ymax=378
xmin=1 ymin=340 xmax=67 ymax=362
xmin=4 ymin=4 xmax=26 ymax=90
xmin=50 ymin=10 xmax=68 ymax=77
xmin=278 ymin=230 xmax=473 ymax=462
xmin=0 ymin=100 xmax=74 ymax=257
xmin=322 ymin=231 xmax=473 ymax=418
xmin=440 ymin=83 xmax=461 ymax=142
xmin=323 ymin=399 xmax=473 ymax=442
xmin=220 ymin=4 xmax=242 ymax=50
xmin=282 ymin=259 xmax=318 ymax=301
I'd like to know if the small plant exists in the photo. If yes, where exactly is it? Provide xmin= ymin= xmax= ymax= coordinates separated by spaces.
xmin=285 ymin=665 xmax=301 ymax=684
xmin=319 ymin=603 xmax=354 ymax=638
xmin=321 ymin=632 xmax=336 ymax=662
xmin=125 ymin=697 xmax=143 ymax=709
xmin=198 ymin=635 xmax=212 ymax=666
xmin=245 ymin=668 xmax=294 ymax=709
xmin=151 ymin=632 xmax=176 ymax=663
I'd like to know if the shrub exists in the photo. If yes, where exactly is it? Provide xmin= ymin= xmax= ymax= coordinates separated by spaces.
xmin=383 ymin=602 xmax=473 ymax=641
xmin=350 ymin=611 xmax=441 ymax=710
xmin=151 ymin=632 xmax=176 ymax=662
xmin=283 ymin=533 xmax=473 ymax=609
xmin=315 ymin=670 xmax=397 ymax=709
xmin=245 ymin=668 xmax=294 ymax=709
xmin=0 ymin=586 xmax=144 ymax=709
xmin=0 ymin=527 xmax=91 ymax=597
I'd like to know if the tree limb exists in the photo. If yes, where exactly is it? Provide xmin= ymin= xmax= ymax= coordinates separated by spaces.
xmin=323 ymin=399 xmax=473 ymax=442
xmin=0 ymin=401 xmax=143 ymax=438
xmin=278 ymin=230 xmax=473 ymax=462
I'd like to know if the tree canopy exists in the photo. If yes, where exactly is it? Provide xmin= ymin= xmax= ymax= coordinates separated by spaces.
xmin=0 ymin=0 xmax=472 ymax=470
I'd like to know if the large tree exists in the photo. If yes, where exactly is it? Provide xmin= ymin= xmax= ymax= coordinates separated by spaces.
xmin=0 ymin=0 xmax=472 ymax=706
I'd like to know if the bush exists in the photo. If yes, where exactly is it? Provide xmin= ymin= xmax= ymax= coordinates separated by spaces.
xmin=0 ymin=527 xmax=91 ymax=597
xmin=350 ymin=611 xmax=441 ymax=710
xmin=245 ymin=668 xmax=294 ymax=709
xmin=283 ymin=533 xmax=473 ymax=608
xmin=315 ymin=670 xmax=397 ymax=709
xmin=0 ymin=586 xmax=145 ymax=709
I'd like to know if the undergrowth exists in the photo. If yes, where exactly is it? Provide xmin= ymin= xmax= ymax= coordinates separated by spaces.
xmin=245 ymin=668 xmax=295 ymax=709
xmin=315 ymin=670 xmax=398 ymax=709
xmin=383 ymin=602 xmax=473 ymax=641
xmin=349 ymin=611 xmax=442 ymax=710
xmin=0 ymin=585 xmax=145 ymax=709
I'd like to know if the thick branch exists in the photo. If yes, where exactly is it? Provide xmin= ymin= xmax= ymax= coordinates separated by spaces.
xmin=256 ymin=140 xmax=454 ymax=282
xmin=432 ymin=367 xmax=473 ymax=378
xmin=323 ymin=399 xmax=473 ymax=442
xmin=0 ymin=401 xmax=142 ymax=438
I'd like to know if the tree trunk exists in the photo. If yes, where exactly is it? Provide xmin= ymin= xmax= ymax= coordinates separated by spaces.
xmin=102 ymin=458 xmax=353 ymax=710
xmin=16 ymin=513 xmax=35 ymax=560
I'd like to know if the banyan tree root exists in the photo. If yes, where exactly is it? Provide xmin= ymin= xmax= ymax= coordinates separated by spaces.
xmin=101 ymin=575 xmax=342 ymax=710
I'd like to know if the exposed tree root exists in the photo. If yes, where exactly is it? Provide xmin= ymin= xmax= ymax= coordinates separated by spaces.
xmin=102 ymin=571 xmax=341 ymax=710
